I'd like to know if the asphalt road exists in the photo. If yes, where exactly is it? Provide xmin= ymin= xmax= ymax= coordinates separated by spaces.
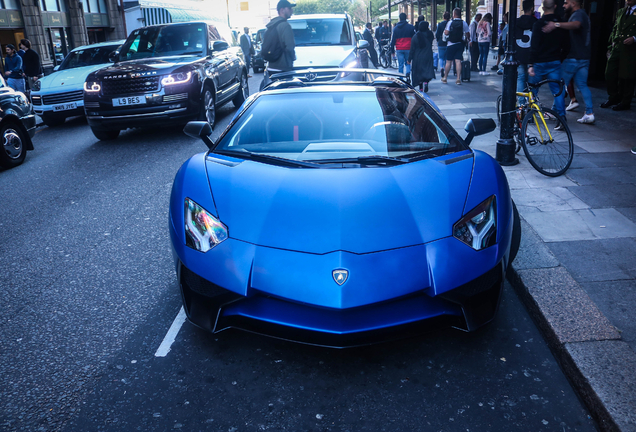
xmin=0 ymin=75 xmax=597 ymax=432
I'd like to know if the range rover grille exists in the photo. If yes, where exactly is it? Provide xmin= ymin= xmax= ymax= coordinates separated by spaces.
xmin=101 ymin=77 xmax=160 ymax=96
xmin=42 ymin=91 xmax=84 ymax=105
xmin=163 ymin=93 xmax=188 ymax=103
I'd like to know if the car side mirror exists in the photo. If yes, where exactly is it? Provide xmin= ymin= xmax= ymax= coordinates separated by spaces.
xmin=464 ymin=118 xmax=496 ymax=146
xmin=184 ymin=121 xmax=214 ymax=149
xmin=357 ymin=40 xmax=370 ymax=50
xmin=108 ymin=51 xmax=119 ymax=62
xmin=212 ymin=41 xmax=229 ymax=52
xmin=53 ymin=65 xmax=60 ymax=71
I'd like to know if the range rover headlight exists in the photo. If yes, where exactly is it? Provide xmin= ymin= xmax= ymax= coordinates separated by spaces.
xmin=184 ymin=198 xmax=228 ymax=252
xmin=453 ymin=196 xmax=497 ymax=250
xmin=162 ymin=71 xmax=192 ymax=86
xmin=84 ymin=81 xmax=101 ymax=92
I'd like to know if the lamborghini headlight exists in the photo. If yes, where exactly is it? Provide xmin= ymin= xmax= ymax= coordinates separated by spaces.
xmin=184 ymin=198 xmax=228 ymax=252
xmin=453 ymin=196 xmax=497 ymax=250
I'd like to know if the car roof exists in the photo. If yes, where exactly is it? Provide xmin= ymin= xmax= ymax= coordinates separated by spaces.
xmin=289 ymin=14 xmax=348 ymax=20
xmin=72 ymin=40 xmax=126 ymax=52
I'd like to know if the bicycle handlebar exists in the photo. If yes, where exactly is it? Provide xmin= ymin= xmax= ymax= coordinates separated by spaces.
xmin=527 ymin=79 xmax=565 ymax=97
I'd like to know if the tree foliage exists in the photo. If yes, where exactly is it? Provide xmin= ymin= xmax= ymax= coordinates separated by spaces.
xmin=294 ymin=0 xmax=353 ymax=15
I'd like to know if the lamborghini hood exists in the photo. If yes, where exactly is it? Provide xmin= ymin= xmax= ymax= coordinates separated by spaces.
xmin=206 ymin=155 xmax=474 ymax=254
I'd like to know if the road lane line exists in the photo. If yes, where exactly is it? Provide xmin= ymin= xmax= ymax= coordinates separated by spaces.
xmin=155 ymin=306 xmax=186 ymax=357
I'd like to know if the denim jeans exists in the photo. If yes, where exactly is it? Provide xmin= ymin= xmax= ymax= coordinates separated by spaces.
xmin=7 ymin=78 xmax=25 ymax=93
xmin=396 ymin=50 xmax=410 ymax=75
xmin=478 ymin=42 xmax=489 ymax=71
xmin=438 ymin=46 xmax=447 ymax=69
xmin=517 ymin=64 xmax=528 ymax=105
xmin=529 ymin=60 xmax=566 ymax=118
xmin=561 ymin=59 xmax=593 ymax=115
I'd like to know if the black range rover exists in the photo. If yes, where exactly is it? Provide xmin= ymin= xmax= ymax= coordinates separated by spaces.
xmin=84 ymin=21 xmax=248 ymax=140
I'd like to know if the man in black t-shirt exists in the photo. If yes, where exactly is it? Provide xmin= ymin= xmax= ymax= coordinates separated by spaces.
xmin=543 ymin=0 xmax=594 ymax=124
xmin=515 ymin=0 xmax=537 ymax=104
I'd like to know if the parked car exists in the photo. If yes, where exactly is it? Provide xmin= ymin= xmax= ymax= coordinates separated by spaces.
xmin=168 ymin=69 xmax=521 ymax=347
xmin=288 ymin=14 xmax=369 ymax=71
xmin=83 ymin=21 xmax=249 ymax=141
xmin=251 ymin=28 xmax=266 ymax=73
xmin=0 ymin=76 xmax=37 ymax=169
xmin=31 ymin=40 xmax=125 ymax=127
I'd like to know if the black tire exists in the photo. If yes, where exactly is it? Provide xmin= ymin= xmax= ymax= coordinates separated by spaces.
xmin=200 ymin=84 xmax=216 ymax=129
xmin=233 ymin=72 xmax=249 ymax=108
xmin=0 ymin=121 xmax=27 ymax=169
xmin=91 ymin=127 xmax=120 ymax=141
xmin=496 ymin=94 xmax=502 ymax=127
xmin=520 ymin=107 xmax=573 ymax=177
xmin=390 ymin=56 xmax=398 ymax=69
xmin=508 ymin=200 xmax=521 ymax=269
xmin=379 ymin=50 xmax=389 ymax=69
xmin=42 ymin=113 xmax=66 ymax=128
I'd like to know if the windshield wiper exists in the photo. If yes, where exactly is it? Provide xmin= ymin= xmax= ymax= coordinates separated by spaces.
xmin=216 ymin=150 xmax=320 ymax=168
xmin=178 ymin=50 xmax=203 ymax=55
xmin=310 ymin=155 xmax=407 ymax=166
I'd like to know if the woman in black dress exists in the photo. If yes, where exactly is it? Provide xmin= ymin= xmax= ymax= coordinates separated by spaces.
xmin=409 ymin=21 xmax=435 ymax=93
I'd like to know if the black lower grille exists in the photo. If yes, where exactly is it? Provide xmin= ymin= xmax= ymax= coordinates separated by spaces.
xmin=181 ymin=265 xmax=228 ymax=298
xmin=43 ymin=91 xmax=83 ymax=105
xmin=101 ymin=77 xmax=160 ymax=96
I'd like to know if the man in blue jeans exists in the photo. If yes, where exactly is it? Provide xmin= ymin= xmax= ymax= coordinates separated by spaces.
xmin=543 ymin=0 xmax=595 ymax=124
xmin=436 ymin=11 xmax=450 ymax=78
xmin=528 ymin=0 xmax=566 ymax=127
xmin=390 ymin=12 xmax=415 ymax=79
xmin=515 ymin=0 xmax=537 ymax=105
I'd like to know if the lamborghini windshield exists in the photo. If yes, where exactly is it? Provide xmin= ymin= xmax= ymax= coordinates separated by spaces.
xmin=214 ymin=87 xmax=466 ymax=164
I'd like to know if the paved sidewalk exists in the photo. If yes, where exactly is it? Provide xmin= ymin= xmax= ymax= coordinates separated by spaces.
xmin=425 ymin=68 xmax=636 ymax=431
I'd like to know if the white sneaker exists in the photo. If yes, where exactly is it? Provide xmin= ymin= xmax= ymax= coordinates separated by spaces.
xmin=566 ymin=101 xmax=579 ymax=111
xmin=482 ymin=71 xmax=490 ymax=76
xmin=577 ymin=113 xmax=595 ymax=124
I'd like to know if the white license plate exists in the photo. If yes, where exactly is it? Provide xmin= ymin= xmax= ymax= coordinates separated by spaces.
xmin=52 ymin=102 xmax=77 ymax=112
xmin=112 ymin=96 xmax=145 ymax=107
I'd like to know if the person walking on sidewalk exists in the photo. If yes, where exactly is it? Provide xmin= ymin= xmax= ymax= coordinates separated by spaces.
xmin=19 ymin=39 xmax=42 ymax=99
xmin=515 ymin=0 xmax=538 ymax=105
xmin=363 ymin=23 xmax=379 ymax=68
xmin=240 ymin=27 xmax=255 ymax=77
xmin=469 ymin=13 xmax=483 ymax=72
xmin=528 ymin=0 xmax=567 ymax=128
xmin=409 ymin=21 xmax=435 ymax=93
xmin=442 ymin=8 xmax=470 ymax=85
xmin=390 ymin=13 xmax=416 ymax=80
xmin=436 ymin=11 xmax=450 ymax=78
xmin=260 ymin=0 xmax=296 ymax=91
xmin=4 ymin=44 xmax=25 ymax=93
xmin=477 ymin=13 xmax=492 ymax=75
xmin=543 ymin=0 xmax=595 ymax=124
xmin=601 ymin=0 xmax=636 ymax=112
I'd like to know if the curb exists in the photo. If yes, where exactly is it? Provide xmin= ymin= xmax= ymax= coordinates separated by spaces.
xmin=507 ymin=263 xmax=636 ymax=432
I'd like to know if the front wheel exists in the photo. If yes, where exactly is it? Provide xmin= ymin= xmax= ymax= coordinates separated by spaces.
xmin=379 ymin=50 xmax=389 ymax=68
xmin=390 ymin=55 xmax=398 ymax=69
xmin=200 ymin=85 xmax=216 ymax=129
xmin=0 ymin=122 xmax=27 ymax=169
xmin=520 ymin=107 xmax=573 ymax=177
xmin=233 ymin=72 xmax=249 ymax=108
xmin=91 ymin=127 xmax=120 ymax=141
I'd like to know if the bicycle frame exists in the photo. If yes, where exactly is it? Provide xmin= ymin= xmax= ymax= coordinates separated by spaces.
xmin=516 ymin=91 xmax=554 ymax=144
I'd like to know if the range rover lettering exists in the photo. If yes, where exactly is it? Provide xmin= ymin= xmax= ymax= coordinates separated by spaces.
xmin=84 ymin=21 xmax=249 ymax=140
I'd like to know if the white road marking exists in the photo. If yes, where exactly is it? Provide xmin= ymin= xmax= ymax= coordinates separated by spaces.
xmin=155 ymin=306 xmax=186 ymax=357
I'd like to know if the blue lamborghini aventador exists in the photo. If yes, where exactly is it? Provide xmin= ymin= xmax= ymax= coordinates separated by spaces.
xmin=169 ymin=70 xmax=521 ymax=347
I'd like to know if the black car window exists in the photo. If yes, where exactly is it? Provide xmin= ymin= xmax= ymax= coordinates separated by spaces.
xmin=290 ymin=18 xmax=353 ymax=46
xmin=215 ymin=88 xmax=466 ymax=164
xmin=119 ymin=23 xmax=207 ymax=60
xmin=58 ymin=45 xmax=119 ymax=70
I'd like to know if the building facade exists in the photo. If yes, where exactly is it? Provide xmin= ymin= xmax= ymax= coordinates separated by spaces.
xmin=0 ymin=0 xmax=126 ymax=74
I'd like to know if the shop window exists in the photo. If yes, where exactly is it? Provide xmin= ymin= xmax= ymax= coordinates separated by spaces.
xmin=3 ymin=0 xmax=21 ymax=9
xmin=88 ymin=0 xmax=100 ymax=13
xmin=45 ymin=0 xmax=60 ymax=11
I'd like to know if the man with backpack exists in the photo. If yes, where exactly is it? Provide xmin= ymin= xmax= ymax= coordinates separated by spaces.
xmin=442 ymin=8 xmax=470 ymax=85
xmin=261 ymin=0 xmax=296 ymax=89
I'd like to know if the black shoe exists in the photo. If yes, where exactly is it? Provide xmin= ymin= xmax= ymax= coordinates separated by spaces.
xmin=491 ymin=65 xmax=498 ymax=70
xmin=441 ymin=70 xmax=444 ymax=78
xmin=600 ymin=100 xmax=618 ymax=108
xmin=612 ymin=103 xmax=631 ymax=111
xmin=424 ymin=83 xmax=429 ymax=93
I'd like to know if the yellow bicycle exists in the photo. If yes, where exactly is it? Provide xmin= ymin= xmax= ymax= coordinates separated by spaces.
xmin=496 ymin=79 xmax=573 ymax=177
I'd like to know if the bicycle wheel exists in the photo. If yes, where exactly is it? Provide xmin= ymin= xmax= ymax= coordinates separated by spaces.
xmin=390 ymin=56 xmax=398 ymax=69
xmin=520 ymin=107 xmax=573 ymax=177
xmin=379 ymin=51 xmax=389 ymax=68
xmin=496 ymin=94 xmax=502 ymax=127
